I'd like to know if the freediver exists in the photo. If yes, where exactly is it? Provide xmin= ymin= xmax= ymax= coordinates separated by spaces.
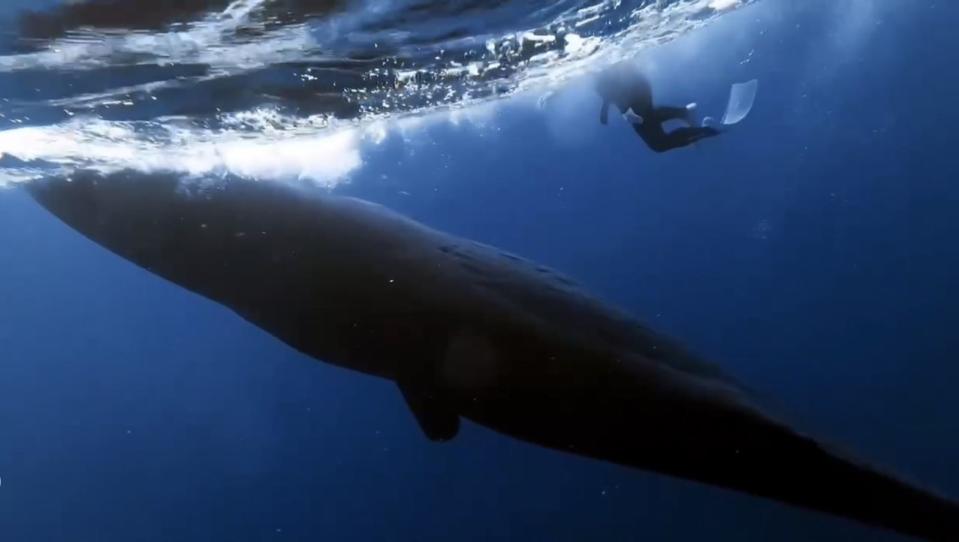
xmin=596 ymin=63 xmax=720 ymax=153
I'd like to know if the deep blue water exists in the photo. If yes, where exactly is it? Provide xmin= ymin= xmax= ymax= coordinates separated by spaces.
xmin=1 ymin=1 xmax=958 ymax=541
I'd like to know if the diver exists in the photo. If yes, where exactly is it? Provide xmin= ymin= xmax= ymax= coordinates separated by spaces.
xmin=596 ymin=62 xmax=720 ymax=153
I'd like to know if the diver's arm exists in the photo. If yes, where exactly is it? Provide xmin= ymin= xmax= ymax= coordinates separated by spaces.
xmin=600 ymin=100 xmax=610 ymax=125
xmin=623 ymin=109 xmax=644 ymax=125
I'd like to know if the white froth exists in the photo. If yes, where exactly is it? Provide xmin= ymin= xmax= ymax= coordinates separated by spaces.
xmin=709 ymin=0 xmax=742 ymax=11
xmin=0 ymin=114 xmax=367 ymax=187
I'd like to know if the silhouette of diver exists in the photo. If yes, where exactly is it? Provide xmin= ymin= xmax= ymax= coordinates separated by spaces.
xmin=596 ymin=63 xmax=720 ymax=153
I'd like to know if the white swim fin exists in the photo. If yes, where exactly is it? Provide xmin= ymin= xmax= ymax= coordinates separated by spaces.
xmin=721 ymin=79 xmax=758 ymax=126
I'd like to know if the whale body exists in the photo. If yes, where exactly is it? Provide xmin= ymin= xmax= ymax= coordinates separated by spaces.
xmin=27 ymin=172 xmax=959 ymax=541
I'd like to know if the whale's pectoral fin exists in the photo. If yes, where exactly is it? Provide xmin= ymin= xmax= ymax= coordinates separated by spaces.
xmin=396 ymin=359 xmax=460 ymax=442
xmin=398 ymin=382 xmax=460 ymax=441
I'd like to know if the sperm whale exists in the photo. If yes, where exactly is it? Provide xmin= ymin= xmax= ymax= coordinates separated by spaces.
xmin=27 ymin=172 xmax=959 ymax=541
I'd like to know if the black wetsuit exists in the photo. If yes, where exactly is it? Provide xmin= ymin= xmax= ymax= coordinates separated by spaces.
xmin=596 ymin=64 xmax=719 ymax=153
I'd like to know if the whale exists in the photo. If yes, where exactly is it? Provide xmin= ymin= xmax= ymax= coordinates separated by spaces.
xmin=26 ymin=172 xmax=959 ymax=541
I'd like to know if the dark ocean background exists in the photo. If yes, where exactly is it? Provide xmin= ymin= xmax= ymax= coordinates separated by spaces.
xmin=1 ymin=1 xmax=958 ymax=540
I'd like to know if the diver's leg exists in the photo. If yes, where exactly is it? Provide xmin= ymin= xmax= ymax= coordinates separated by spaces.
xmin=657 ymin=126 xmax=721 ymax=150
xmin=651 ymin=105 xmax=696 ymax=125
xmin=633 ymin=122 xmax=718 ymax=152
xmin=632 ymin=124 xmax=671 ymax=153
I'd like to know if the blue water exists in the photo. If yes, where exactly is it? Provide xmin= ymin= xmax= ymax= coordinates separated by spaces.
xmin=1 ymin=1 xmax=958 ymax=540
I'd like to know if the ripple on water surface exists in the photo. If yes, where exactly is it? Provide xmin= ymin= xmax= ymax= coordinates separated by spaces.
xmin=0 ymin=0 xmax=754 ymax=185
